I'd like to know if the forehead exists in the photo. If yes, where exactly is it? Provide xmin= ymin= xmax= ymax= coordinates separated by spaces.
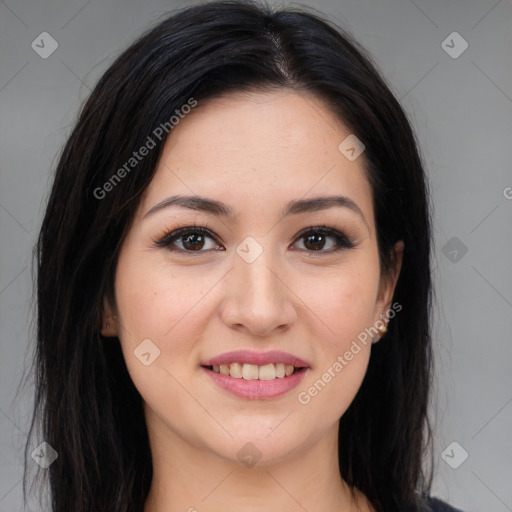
xmin=138 ymin=89 xmax=374 ymax=226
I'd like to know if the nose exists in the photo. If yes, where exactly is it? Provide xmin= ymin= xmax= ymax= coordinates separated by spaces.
xmin=218 ymin=249 xmax=298 ymax=337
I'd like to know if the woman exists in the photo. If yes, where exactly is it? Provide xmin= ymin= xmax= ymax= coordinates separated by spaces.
xmin=26 ymin=1 xmax=464 ymax=511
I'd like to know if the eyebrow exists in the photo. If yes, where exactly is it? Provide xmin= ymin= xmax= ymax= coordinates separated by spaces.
xmin=143 ymin=194 xmax=369 ymax=228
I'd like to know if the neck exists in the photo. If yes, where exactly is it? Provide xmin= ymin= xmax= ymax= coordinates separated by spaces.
xmin=142 ymin=408 xmax=373 ymax=512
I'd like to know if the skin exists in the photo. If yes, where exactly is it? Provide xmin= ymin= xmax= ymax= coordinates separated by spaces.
xmin=101 ymin=89 xmax=403 ymax=512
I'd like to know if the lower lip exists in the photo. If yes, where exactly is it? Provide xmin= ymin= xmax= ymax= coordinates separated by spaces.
xmin=201 ymin=366 xmax=309 ymax=399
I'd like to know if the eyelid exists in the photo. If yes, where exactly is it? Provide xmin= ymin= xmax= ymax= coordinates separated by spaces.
xmin=292 ymin=224 xmax=356 ymax=249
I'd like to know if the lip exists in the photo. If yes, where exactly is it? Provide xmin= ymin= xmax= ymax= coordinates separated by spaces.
xmin=202 ymin=366 xmax=309 ymax=399
xmin=200 ymin=350 xmax=310 ymax=368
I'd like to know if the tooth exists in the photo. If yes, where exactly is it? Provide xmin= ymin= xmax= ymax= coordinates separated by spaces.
xmin=229 ymin=362 xmax=243 ymax=378
xmin=258 ymin=363 xmax=276 ymax=380
xmin=212 ymin=362 xmax=296 ymax=379
xmin=242 ymin=363 xmax=259 ymax=380
xmin=275 ymin=363 xmax=285 ymax=378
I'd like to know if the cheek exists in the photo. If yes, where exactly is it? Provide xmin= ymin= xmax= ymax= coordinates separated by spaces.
xmin=299 ymin=262 xmax=380 ymax=348
xmin=114 ymin=250 xmax=215 ymax=341
xmin=292 ymin=259 xmax=379 ymax=417
xmin=294 ymin=280 xmax=375 ymax=425
xmin=112 ymin=250 xmax=212 ymax=419
xmin=295 ymin=348 xmax=370 ymax=434
xmin=113 ymin=247 xmax=227 ymax=393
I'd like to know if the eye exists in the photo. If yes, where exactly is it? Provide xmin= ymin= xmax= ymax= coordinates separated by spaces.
xmin=155 ymin=225 xmax=223 ymax=253
xmin=291 ymin=225 xmax=356 ymax=254
xmin=155 ymin=224 xmax=355 ymax=254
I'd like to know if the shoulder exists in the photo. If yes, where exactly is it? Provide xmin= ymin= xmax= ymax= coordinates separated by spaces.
xmin=425 ymin=496 xmax=465 ymax=512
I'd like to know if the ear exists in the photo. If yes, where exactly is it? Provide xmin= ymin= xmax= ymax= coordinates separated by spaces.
xmin=374 ymin=240 xmax=404 ymax=325
xmin=100 ymin=295 xmax=118 ymax=337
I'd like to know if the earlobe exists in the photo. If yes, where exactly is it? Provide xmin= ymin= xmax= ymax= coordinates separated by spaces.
xmin=100 ymin=296 xmax=118 ymax=337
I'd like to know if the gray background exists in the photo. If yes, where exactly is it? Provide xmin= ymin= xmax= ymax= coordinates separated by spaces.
xmin=1 ymin=0 xmax=511 ymax=511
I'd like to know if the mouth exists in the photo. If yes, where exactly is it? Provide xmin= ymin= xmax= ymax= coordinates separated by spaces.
xmin=200 ymin=350 xmax=310 ymax=399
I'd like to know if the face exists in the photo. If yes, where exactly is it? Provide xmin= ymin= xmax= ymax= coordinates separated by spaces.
xmin=102 ymin=89 xmax=403 ymax=466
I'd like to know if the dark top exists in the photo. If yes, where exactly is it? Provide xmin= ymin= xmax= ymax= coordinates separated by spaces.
xmin=427 ymin=496 xmax=464 ymax=512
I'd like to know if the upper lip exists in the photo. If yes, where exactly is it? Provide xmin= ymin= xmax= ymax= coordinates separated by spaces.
xmin=201 ymin=350 xmax=310 ymax=368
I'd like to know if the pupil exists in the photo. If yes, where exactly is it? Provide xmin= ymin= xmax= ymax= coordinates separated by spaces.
xmin=305 ymin=233 xmax=324 ymax=250
xmin=183 ymin=233 xmax=204 ymax=250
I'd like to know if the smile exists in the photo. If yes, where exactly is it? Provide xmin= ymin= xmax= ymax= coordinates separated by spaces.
xmin=200 ymin=349 xmax=310 ymax=399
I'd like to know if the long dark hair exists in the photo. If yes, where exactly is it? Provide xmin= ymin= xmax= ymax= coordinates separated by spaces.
xmin=25 ymin=1 xmax=434 ymax=510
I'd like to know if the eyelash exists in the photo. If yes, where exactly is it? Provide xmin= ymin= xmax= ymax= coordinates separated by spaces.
xmin=154 ymin=222 xmax=356 ymax=255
